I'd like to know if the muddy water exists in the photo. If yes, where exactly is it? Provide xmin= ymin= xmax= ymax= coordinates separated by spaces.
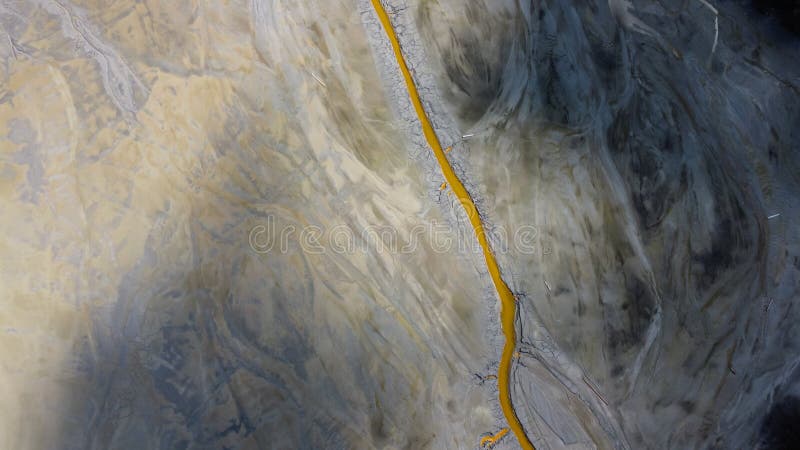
xmin=2 ymin=0 xmax=800 ymax=449
xmin=0 ymin=1 xmax=495 ymax=448
xmin=408 ymin=0 xmax=800 ymax=449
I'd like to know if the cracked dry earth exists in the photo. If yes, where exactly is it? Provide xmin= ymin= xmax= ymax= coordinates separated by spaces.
xmin=1 ymin=1 xmax=799 ymax=449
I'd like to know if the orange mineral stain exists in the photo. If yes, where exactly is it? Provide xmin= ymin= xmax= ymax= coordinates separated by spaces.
xmin=369 ymin=1 xmax=535 ymax=449
xmin=440 ymin=182 xmax=447 ymax=191
xmin=480 ymin=428 xmax=510 ymax=448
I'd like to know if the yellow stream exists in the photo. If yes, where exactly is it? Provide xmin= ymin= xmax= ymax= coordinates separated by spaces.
xmin=368 ymin=1 xmax=535 ymax=449
xmin=480 ymin=428 xmax=510 ymax=448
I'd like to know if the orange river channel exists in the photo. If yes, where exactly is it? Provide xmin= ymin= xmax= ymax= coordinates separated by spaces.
xmin=368 ymin=1 xmax=536 ymax=448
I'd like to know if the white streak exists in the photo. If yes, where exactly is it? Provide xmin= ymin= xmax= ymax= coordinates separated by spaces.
xmin=697 ymin=0 xmax=719 ymax=64
xmin=310 ymin=71 xmax=327 ymax=88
